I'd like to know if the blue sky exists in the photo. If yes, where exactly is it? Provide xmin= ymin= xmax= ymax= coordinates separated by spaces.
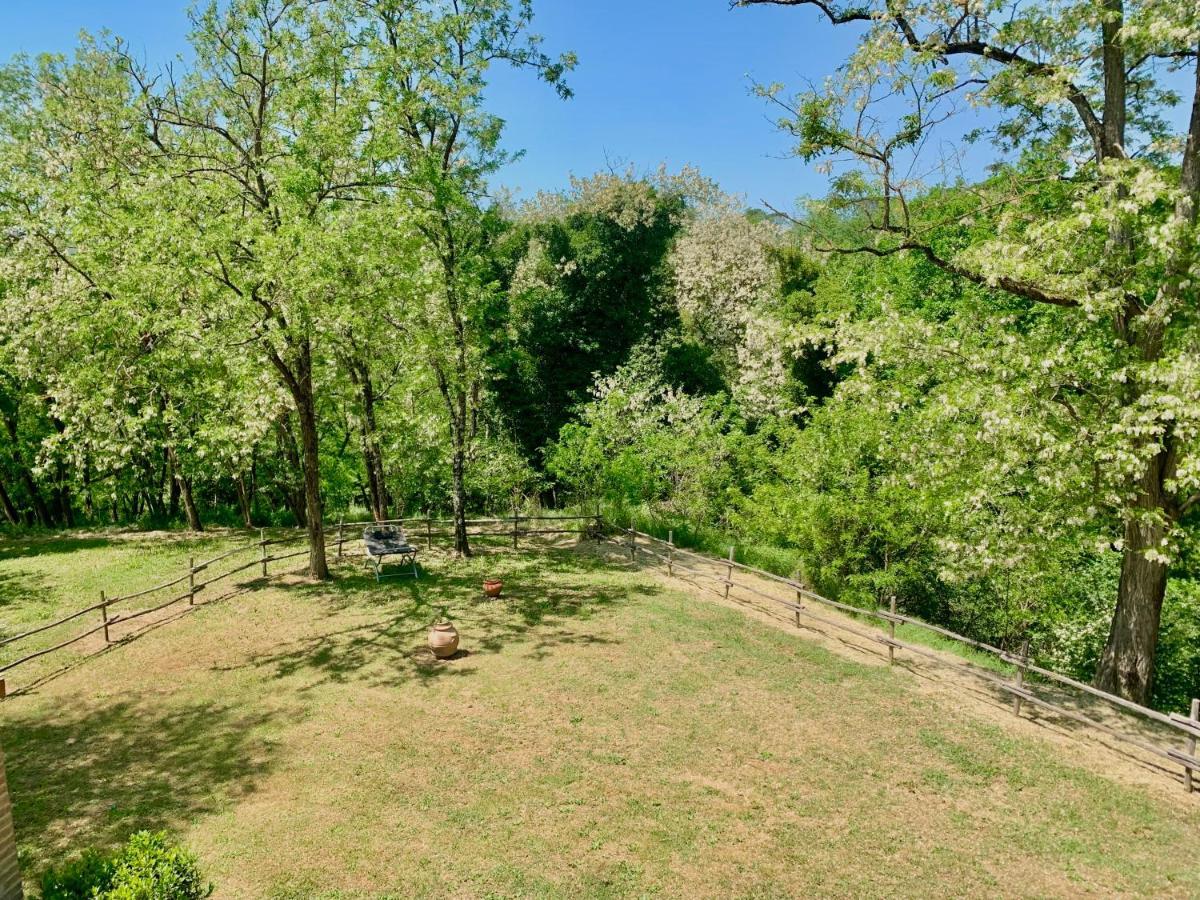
xmin=0 ymin=0 xmax=866 ymax=210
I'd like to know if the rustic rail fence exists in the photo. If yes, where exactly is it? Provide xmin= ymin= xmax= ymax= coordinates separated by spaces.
xmin=5 ymin=513 xmax=1194 ymax=794
xmin=0 ymin=514 xmax=597 ymax=697
xmin=329 ymin=513 xmax=600 ymax=559
xmin=602 ymin=524 xmax=1200 ymax=794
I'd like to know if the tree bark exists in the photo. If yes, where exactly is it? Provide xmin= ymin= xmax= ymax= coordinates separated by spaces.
xmin=235 ymin=473 xmax=254 ymax=528
xmin=276 ymin=415 xmax=307 ymax=528
xmin=1095 ymin=451 xmax=1171 ymax=703
xmin=0 ymin=479 xmax=19 ymax=525
xmin=294 ymin=387 xmax=329 ymax=579
xmin=271 ymin=338 xmax=328 ymax=580
xmin=450 ymin=413 xmax=469 ymax=556
xmin=434 ymin=363 xmax=471 ymax=557
xmin=348 ymin=359 xmax=390 ymax=522
xmin=166 ymin=446 xmax=203 ymax=531
xmin=166 ymin=448 xmax=181 ymax=520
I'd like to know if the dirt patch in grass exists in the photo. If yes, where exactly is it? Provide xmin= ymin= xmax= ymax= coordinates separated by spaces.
xmin=1 ymin=536 xmax=1198 ymax=898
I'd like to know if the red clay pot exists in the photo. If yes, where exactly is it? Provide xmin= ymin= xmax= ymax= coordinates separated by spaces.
xmin=483 ymin=578 xmax=503 ymax=599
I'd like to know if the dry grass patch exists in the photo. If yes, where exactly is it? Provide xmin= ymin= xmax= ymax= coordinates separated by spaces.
xmin=1 ymin=533 xmax=1198 ymax=898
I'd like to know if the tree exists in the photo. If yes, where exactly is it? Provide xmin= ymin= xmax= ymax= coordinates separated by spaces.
xmin=356 ymin=0 xmax=575 ymax=555
xmin=496 ymin=170 xmax=690 ymax=457
xmin=736 ymin=0 xmax=1200 ymax=702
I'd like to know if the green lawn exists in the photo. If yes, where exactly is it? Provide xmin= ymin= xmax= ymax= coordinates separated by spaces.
xmin=1 ymin=531 xmax=1198 ymax=898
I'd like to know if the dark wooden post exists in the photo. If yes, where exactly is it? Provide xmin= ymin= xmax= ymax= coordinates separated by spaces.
xmin=336 ymin=516 xmax=345 ymax=559
xmin=667 ymin=530 xmax=674 ymax=576
xmin=793 ymin=572 xmax=803 ymax=626
xmin=0 ymin=742 xmax=22 ymax=899
xmin=1186 ymin=698 xmax=1199 ymax=793
xmin=723 ymin=547 xmax=734 ymax=600
xmin=512 ymin=509 xmax=519 ymax=550
xmin=888 ymin=595 xmax=897 ymax=665
xmin=259 ymin=528 xmax=267 ymax=577
xmin=426 ymin=517 xmax=433 ymax=550
xmin=188 ymin=557 xmax=196 ymax=605
xmin=101 ymin=590 xmax=111 ymax=644
xmin=628 ymin=523 xmax=636 ymax=563
xmin=1012 ymin=638 xmax=1031 ymax=716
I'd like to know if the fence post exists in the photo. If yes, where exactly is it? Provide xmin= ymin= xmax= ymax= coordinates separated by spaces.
xmin=723 ymin=547 xmax=734 ymax=600
xmin=888 ymin=595 xmax=897 ymax=665
xmin=512 ymin=509 xmax=519 ymax=550
xmin=426 ymin=517 xmax=433 ymax=550
xmin=337 ymin=516 xmax=345 ymax=559
xmin=667 ymin=530 xmax=674 ymax=576
xmin=101 ymin=589 xmax=111 ymax=644
xmin=628 ymin=522 xmax=636 ymax=563
xmin=260 ymin=528 xmax=268 ymax=577
xmin=1011 ymin=638 xmax=1031 ymax=716
xmin=188 ymin=557 xmax=197 ymax=605
xmin=1186 ymin=698 xmax=1199 ymax=794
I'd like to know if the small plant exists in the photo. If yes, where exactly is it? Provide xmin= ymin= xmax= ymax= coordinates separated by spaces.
xmin=39 ymin=831 xmax=211 ymax=900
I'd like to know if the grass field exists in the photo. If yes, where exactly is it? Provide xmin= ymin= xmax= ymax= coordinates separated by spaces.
xmin=1 ymin=530 xmax=1199 ymax=898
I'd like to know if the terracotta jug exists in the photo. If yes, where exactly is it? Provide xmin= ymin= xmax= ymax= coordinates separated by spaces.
xmin=483 ymin=579 xmax=503 ymax=599
xmin=428 ymin=622 xmax=460 ymax=659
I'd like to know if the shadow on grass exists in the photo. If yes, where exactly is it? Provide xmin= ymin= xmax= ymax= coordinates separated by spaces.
xmin=0 ymin=568 xmax=50 ymax=611
xmin=226 ymin=542 xmax=659 ymax=691
xmin=0 ymin=535 xmax=117 ymax=563
xmin=1 ymin=695 xmax=282 ymax=873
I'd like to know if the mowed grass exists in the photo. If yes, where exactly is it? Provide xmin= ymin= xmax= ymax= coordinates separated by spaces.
xmin=1 ymin=533 xmax=1199 ymax=898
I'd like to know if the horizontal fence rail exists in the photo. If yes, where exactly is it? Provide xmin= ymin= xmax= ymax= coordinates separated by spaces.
xmin=0 ymin=514 xmax=597 ymax=696
xmin=603 ymin=524 xmax=1200 ymax=794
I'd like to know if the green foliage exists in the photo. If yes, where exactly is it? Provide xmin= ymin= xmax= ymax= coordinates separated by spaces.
xmin=492 ymin=172 xmax=688 ymax=456
xmin=39 ymin=832 xmax=211 ymax=900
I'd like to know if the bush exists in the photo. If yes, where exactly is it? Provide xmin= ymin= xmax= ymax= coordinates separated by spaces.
xmin=39 ymin=850 xmax=113 ymax=900
xmin=40 ymin=832 xmax=211 ymax=900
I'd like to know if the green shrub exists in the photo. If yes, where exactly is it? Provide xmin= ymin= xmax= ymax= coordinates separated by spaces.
xmin=39 ymin=849 xmax=114 ymax=900
xmin=39 ymin=831 xmax=211 ymax=900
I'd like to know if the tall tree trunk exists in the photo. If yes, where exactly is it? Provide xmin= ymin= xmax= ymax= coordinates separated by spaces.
xmin=179 ymin=477 xmax=202 ymax=532
xmin=1093 ymin=35 xmax=1199 ymax=704
xmin=166 ymin=446 xmax=202 ymax=531
xmin=276 ymin=415 xmax=307 ymax=528
xmin=434 ymin=365 xmax=471 ymax=557
xmin=0 ymin=479 xmax=18 ymax=525
xmin=349 ymin=360 xmax=390 ymax=522
xmin=82 ymin=453 xmax=95 ymax=521
xmin=271 ymin=339 xmax=328 ymax=580
xmin=294 ymin=389 xmax=329 ymax=579
xmin=47 ymin=418 xmax=73 ymax=527
xmin=166 ymin=448 xmax=181 ymax=519
xmin=450 ymin=413 xmax=469 ymax=556
xmin=1095 ymin=450 xmax=1172 ymax=704
xmin=235 ymin=473 xmax=254 ymax=528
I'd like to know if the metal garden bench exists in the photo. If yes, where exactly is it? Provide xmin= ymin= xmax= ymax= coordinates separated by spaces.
xmin=363 ymin=524 xmax=419 ymax=580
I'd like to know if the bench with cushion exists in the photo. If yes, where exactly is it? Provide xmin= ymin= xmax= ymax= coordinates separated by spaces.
xmin=363 ymin=524 xmax=419 ymax=580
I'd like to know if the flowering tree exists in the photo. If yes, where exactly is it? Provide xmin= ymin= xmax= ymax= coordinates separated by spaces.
xmin=669 ymin=206 xmax=797 ymax=416
xmin=737 ymin=0 xmax=1200 ymax=702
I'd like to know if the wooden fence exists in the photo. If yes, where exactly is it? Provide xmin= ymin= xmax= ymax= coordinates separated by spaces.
xmin=603 ymin=524 xmax=1200 ymax=794
xmin=6 ymin=512 xmax=1193 ymax=794
xmin=0 ymin=514 xmax=597 ymax=697
xmin=330 ymin=514 xmax=600 ymax=557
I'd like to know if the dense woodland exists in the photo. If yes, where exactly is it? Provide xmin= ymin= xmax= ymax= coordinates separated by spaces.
xmin=0 ymin=0 xmax=1198 ymax=711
